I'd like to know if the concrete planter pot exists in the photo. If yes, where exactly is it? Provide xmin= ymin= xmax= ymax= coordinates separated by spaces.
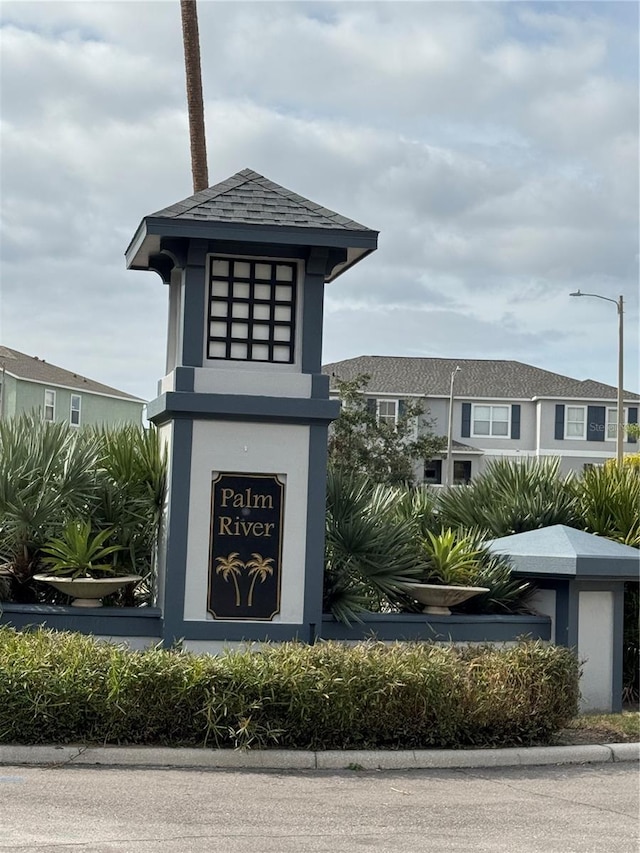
xmin=33 ymin=575 xmax=142 ymax=608
xmin=404 ymin=583 xmax=490 ymax=616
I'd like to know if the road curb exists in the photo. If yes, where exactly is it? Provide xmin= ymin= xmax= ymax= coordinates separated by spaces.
xmin=0 ymin=742 xmax=637 ymax=771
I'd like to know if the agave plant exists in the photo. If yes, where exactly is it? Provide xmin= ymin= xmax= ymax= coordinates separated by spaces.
xmin=419 ymin=529 xmax=483 ymax=586
xmin=390 ymin=485 xmax=440 ymax=540
xmin=40 ymin=521 xmax=124 ymax=579
xmin=577 ymin=464 xmax=640 ymax=547
xmin=436 ymin=458 xmax=580 ymax=537
xmin=324 ymin=469 xmax=422 ymax=624
xmin=91 ymin=424 xmax=167 ymax=603
xmin=0 ymin=415 xmax=99 ymax=580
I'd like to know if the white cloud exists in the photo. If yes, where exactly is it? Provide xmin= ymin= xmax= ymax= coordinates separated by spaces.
xmin=0 ymin=0 xmax=637 ymax=402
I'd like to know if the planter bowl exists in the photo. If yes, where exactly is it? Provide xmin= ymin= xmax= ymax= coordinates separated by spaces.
xmin=33 ymin=574 xmax=141 ymax=608
xmin=403 ymin=582 xmax=490 ymax=616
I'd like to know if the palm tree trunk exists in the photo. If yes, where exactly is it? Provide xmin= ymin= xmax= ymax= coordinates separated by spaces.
xmin=180 ymin=0 xmax=209 ymax=192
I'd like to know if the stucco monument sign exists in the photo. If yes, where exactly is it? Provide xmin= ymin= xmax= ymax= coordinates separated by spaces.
xmin=125 ymin=169 xmax=378 ymax=649
xmin=208 ymin=472 xmax=284 ymax=620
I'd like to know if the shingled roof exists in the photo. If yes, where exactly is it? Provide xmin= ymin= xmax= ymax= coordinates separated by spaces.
xmin=126 ymin=169 xmax=378 ymax=283
xmin=0 ymin=346 xmax=144 ymax=401
xmin=322 ymin=356 xmax=639 ymax=401
xmin=149 ymin=168 xmax=374 ymax=232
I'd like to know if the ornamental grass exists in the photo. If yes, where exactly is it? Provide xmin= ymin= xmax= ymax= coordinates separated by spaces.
xmin=0 ymin=627 xmax=579 ymax=750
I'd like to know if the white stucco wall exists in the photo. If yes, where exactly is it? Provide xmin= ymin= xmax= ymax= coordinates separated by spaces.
xmin=527 ymin=589 xmax=557 ymax=644
xmin=183 ymin=420 xmax=310 ymax=625
xmin=577 ymin=590 xmax=614 ymax=713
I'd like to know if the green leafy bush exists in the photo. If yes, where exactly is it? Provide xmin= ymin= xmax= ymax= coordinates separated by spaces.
xmin=323 ymin=470 xmax=422 ymax=624
xmin=579 ymin=464 xmax=640 ymax=547
xmin=0 ymin=416 xmax=166 ymax=604
xmin=436 ymin=458 xmax=579 ymax=537
xmin=0 ymin=627 xmax=579 ymax=749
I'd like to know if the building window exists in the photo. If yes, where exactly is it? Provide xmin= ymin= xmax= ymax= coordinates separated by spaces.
xmin=70 ymin=394 xmax=81 ymax=427
xmin=454 ymin=460 xmax=472 ymax=484
xmin=207 ymin=257 xmax=297 ymax=364
xmin=606 ymin=408 xmax=628 ymax=441
xmin=377 ymin=400 xmax=398 ymax=427
xmin=44 ymin=389 xmax=55 ymax=422
xmin=424 ymin=459 xmax=442 ymax=485
xmin=472 ymin=405 xmax=509 ymax=437
xmin=565 ymin=406 xmax=586 ymax=439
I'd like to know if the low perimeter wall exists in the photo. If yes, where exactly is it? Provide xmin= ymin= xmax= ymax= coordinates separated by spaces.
xmin=0 ymin=605 xmax=550 ymax=646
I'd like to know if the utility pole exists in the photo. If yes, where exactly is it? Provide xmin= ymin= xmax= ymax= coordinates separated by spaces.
xmin=446 ymin=366 xmax=461 ymax=486
xmin=180 ymin=0 xmax=209 ymax=193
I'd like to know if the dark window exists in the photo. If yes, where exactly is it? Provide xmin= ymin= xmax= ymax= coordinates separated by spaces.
xmin=424 ymin=459 xmax=442 ymax=484
xmin=453 ymin=460 xmax=472 ymax=484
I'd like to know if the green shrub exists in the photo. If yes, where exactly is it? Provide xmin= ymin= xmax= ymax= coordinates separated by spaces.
xmin=436 ymin=458 xmax=579 ymax=537
xmin=0 ymin=627 xmax=579 ymax=749
xmin=0 ymin=416 xmax=166 ymax=605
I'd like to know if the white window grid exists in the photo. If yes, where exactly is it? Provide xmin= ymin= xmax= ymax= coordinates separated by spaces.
xmin=565 ymin=405 xmax=586 ymax=440
xmin=605 ymin=407 xmax=631 ymax=442
xmin=70 ymin=394 xmax=81 ymax=427
xmin=377 ymin=399 xmax=398 ymax=427
xmin=44 ymin=389 xmax=55 ymax=422
xmin=471 ymin=404 xmax=510 ymax=438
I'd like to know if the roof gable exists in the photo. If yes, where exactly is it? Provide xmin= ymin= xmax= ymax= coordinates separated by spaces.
xmin=0 ymin=346 xmax=144 ymax=402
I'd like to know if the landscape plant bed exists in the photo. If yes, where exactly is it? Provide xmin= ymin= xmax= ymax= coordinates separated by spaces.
xmin=0 ymin=627 xmax=579 ymax=750
xmin=553 ymin=711 xmax=640 ymax=745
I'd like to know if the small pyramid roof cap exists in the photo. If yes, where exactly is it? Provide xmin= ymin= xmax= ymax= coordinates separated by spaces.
xmin=487 ymin=525 xmax=640 ymax=579
xmin=126 ymin=169 xmax=378 ymax=282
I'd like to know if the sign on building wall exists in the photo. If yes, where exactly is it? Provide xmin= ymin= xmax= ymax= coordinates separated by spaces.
xmin=208 ymin=473 xmax=285 ymax=620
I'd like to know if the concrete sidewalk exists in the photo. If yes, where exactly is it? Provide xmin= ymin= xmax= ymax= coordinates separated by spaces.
xmin=1 ymin=741 xmax=637 ymax=771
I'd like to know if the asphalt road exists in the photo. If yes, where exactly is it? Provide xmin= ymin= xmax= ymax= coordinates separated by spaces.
xmin=0 ymin=763 xmax=637 ymax=853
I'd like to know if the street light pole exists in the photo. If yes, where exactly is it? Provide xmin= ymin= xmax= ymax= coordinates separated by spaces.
xmin=446 ymin=366 xmax=461 ymax=487
xmin=570 ymin=290 xmax=625 ymax=465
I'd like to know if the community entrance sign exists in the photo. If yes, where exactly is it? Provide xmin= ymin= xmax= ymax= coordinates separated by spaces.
xmin=208 ymin=473 xmax=284 ymax=620
xmin=125 ymin=168 xmax=378 ymax=647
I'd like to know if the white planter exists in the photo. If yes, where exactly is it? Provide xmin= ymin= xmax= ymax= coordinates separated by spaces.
xmin=403 ymin=583 xmax=490 ymax=616
xmin=33 ymin=574 xmax=141 ymax=608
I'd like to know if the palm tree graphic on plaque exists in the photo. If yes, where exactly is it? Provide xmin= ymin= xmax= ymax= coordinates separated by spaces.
xmin=215 ymin=553 xmax=274 ymax=608
xmin=246 ymin=554 xmax=275 ymax=607
xmin=215 ymin=553 xmax=243 ymax=606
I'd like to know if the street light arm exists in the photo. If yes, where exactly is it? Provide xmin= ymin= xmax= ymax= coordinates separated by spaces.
xmin=569 ymin=290 xmax=625 ymax=464
xmin=570 ymin=290 xmax=622 ymax=312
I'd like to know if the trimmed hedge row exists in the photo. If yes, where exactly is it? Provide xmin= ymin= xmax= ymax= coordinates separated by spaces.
xmin=0 ymin=627 xmax=580 ymax=749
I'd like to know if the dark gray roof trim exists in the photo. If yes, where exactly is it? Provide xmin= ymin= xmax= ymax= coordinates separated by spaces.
xmin=322 ymin=356 xmax=639 ymax=401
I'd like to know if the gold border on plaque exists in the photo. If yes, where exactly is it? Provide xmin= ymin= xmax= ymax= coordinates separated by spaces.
xmin=206 ymin=472 xmax=285 ymax=620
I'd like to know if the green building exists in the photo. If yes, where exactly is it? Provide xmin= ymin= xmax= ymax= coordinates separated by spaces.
xmin=0 ymin=346 xmax=145 ymax=427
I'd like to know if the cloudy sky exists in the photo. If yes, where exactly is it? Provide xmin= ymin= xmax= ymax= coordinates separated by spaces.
xmin=1 ymin=0 xmax=638 ymax=402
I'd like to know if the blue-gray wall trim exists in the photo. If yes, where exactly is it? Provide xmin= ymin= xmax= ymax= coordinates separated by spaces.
xmin=143 ymin=218 xmax=379 ymax=251
xmin=0 ymin=605 xmax=162 ymax=637
xmin=321 ymin=613 xmax=551 ymax=643
xmin=311 ymin=373 xmax=330 ymax=399
xmin=161 ymin=418 xmax=194 ymax=646
xmin=555 ymin=581 xmax=570 ymax=647
xmin=174 ymin=367 xmax=195 ymax=392
xmin=303 ymin=423 xmax=331 ymax=642
xmin=147 ymin=393 xmax=340 ymax=426
xmin=197 ymin=241 xmax=308 ymax=260
xmin=0 ymin=607 xmax=550 ymax=645
xmin=181 ymin=264 xmax=205 ymax=367
xmin=301 ymin=248 xmax=328 ymax=374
